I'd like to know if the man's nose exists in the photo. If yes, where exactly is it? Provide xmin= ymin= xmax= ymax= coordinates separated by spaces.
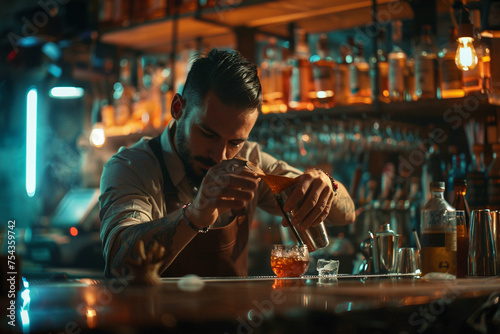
xmin=209 ymin=141 xmax=228 ymax=163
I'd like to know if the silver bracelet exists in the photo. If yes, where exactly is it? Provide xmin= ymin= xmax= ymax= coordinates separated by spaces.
xmin=182 ymin=203 xmax=210 ymax=233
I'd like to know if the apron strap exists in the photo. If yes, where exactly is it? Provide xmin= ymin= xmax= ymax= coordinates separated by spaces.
xmin=148 ymin=135 xmax=179 ymax=210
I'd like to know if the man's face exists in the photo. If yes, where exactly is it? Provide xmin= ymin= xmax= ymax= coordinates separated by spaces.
xmin=175 ymin=91 xmax=259 ymax=186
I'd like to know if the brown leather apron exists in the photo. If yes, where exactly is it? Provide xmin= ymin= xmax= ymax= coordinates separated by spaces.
xmin=148 ymin=136 xmax=249 ymax=277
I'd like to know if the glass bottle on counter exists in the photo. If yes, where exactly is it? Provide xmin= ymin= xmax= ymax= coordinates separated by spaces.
xmin=349 ymin=42 xmax=372 ymax=104
xmin=389 ymin=20 xmax=407 ymax=102
xmin=311 ymin=34 xmax=335 ymax=108
xmin=415 ymin=25 xmax=438 ymax=100
xmin=420 ymin=181 xmax=457 ymax=276
xmin=438 ymin=27 xmax=464 ymax=99
xmin=452 ymin=178 xmax=470 ymax=278
xmin=334 ymin=36 xmax=353 ymax=106
xmin=463 ymin=9 xmax=491 ymax=95
xmin=370 ymin=28 xmax=389 ymax=103
xmin=487 ymin=143 xmax=500 ymax=210
xmin=287 ymin=28 xmax=314 ymax=111
xmin=467 ymin=144 xmax=487 ymax=210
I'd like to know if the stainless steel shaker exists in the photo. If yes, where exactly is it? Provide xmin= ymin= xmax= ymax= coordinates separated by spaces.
xmin=468 ymin=209 xmax=497 ymax=276
xmin=276 ymin=191 xmax=329 ymax=252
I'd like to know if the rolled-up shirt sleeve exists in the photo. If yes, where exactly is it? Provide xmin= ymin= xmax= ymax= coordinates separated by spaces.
xmin=99 ymin=145 xmax=163 ymax=276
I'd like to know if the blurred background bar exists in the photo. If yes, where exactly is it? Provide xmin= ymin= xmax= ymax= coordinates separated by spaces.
xmin=0 ymin=0 xmax=499 ymax=278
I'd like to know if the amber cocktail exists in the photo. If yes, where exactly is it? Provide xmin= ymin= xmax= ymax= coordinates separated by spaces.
xmin=270 ymin=244 xmax=309 ymax=277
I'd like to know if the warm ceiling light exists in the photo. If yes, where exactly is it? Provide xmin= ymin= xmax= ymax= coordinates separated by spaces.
xmin=455 ymin=23 xmax=478 ymax=71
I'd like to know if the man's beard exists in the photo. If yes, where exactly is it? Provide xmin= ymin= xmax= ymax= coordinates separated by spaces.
xmin=175 ymin=120 xmax=217 ymax=187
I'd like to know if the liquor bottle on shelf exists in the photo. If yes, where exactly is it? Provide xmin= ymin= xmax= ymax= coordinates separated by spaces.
xmin=415 ymin=25 xmax=438 ymax=100
xmin=388 ymin=20 xmax=407 ymax=102
xmin=349 ymin=42 xmax=372 ymax=104
xmin=404 ymin=57 xmax=417 ymax=101
xmin=467 ymin=144 xmax=487 ymax=209
xmin=420 ymin=181 xmax=457 ymax=276
xmin=487 ymin=143 xmax=500 ymax=210
xmin=463 ymin=9 xmax=491 ymax=95
xmin=113 ymin=56 xmax=136 ymax=128
xmin=311 ymin=34 xmax=335 ymax=108
xmin=260 ymin=38 xmax=286 ymax=113
xmin=287 ymin=28 xmax=314 ymax=111
xmin=334 ymin=37 xmax=354 ymax=106
xmin=370 ymin=28 xmax=390 ymax=103
xmin=438 ymin=27 xmax=464 ymax=99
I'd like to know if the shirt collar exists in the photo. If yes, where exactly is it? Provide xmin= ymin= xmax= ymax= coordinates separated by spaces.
xmin=160 ymin=119 xmax=186 ymax=187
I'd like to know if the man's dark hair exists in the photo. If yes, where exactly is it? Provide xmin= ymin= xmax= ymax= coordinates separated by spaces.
xmin=182 ymin=49 xmax=262 ymax=112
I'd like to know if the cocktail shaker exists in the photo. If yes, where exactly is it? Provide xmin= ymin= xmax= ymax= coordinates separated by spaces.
xmin=468 ymin=209 xmax=497 ymax=276
xmin=275 ymin=191 xmax=329 ymax=252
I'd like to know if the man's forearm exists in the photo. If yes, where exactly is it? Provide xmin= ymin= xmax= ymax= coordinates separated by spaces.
xmin=107 ymin=209 xmax=197 ymax=277
xmin=327 ymin=182 xmax=356 ymax=226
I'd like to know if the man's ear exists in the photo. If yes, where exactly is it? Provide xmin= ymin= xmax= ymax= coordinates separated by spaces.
xmin=171 ymin=93 xmax=185 ymax=120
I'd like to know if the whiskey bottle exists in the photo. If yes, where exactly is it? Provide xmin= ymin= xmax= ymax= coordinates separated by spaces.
xmin=287 ymin=28 xmax=314 ymax=111
xmin=420 ymin=182 xmax=457 ymax=276
xmin=389 ymin=20 xmax=407 ymax=102
xmin=334 ymin=37 xmax=353 ymax=106
xmin=415 ymin=25 xmax=438 ymax=100
xmin=439 ymin=27 xmax=464 ymax=99
xmin=349 ymin=42 xmax=372 ymax=104
xmin=311 ymin=34 xmax=335 ymax=108
xmin=370 ymin=28 xmax=390 ymax=103
xmin=463 ymin=9 xmax=491 ymax=95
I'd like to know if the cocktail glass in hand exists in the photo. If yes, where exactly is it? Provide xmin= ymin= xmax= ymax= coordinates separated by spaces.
xmin=270 ymin=244 xmax=309 ymax=277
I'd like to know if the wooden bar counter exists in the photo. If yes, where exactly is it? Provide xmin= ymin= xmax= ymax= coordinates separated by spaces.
xmin=8 ymin=275 xmax=500 ymax=333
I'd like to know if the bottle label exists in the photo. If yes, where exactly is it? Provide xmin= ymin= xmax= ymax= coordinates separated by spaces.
xmin=312 ymin=65 xmax=335 ymax=91
xmin=441 ymin=58 xmax=462 ymax=90
xmin=462 ymin=63 xmax=481 ymax=90
xmin=421 ymin=231 xmax=457 ymax=275
xmin=334 ymin=65 xmax=350 ymax=102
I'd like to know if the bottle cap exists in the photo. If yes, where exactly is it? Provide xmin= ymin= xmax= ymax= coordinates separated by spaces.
xmin=430 ymin=181 xmax=445 ymax=191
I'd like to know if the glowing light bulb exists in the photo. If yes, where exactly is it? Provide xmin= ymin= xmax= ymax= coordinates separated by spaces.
xmin=89 ymin=123 xmax=106 ymax=148
xmin=455 ymin=37 xmax=478 ymax=71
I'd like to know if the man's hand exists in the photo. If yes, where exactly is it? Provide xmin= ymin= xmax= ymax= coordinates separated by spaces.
xmin=187 ymin=159 xmax=260 ymax=229
xmin=281 ymin=169 xmax=334 ymax=231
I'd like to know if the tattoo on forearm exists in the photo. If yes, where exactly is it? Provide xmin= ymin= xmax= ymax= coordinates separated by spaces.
xmin=335 ymin=196 xmax=355 ymax=214
xmin=111 ymin=212 xmax=182 ymax=274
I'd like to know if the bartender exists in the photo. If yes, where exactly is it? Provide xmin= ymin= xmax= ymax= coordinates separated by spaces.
xmin=99 ymin=49 xmax=355 ymax=278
